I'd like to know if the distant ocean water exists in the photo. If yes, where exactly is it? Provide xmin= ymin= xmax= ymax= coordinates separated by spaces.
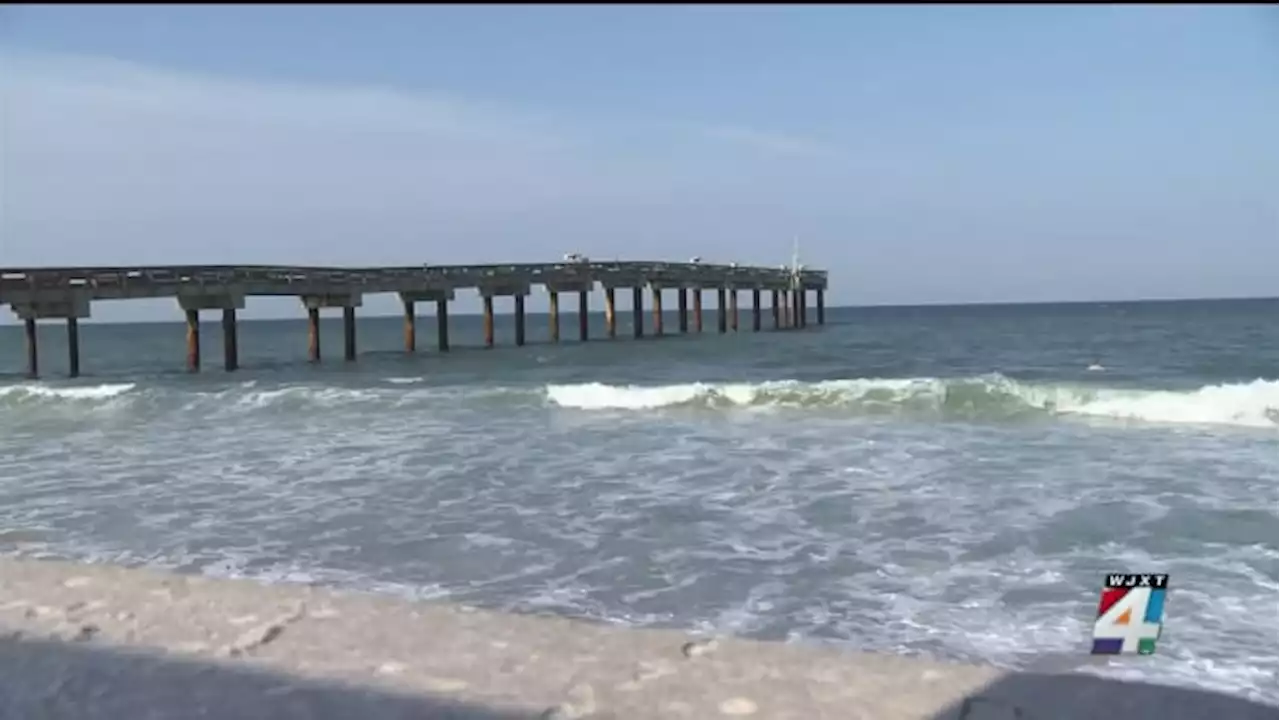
xmin=0 ymin=298 xmax=1276 ymax=703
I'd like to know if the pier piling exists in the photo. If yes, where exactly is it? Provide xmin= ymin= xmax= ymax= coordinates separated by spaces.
xmin=677 ymin=288 xmax=688 ymax=333
xmin=717 ymin=288 xmax=728 ymax=334
xmin=548 ymin=291 xmax=560 ymax=343
xmin=66 ymin=318 xmax=80 ymax=378
xmin=652 ymin=287 xmax=664 ymax=336
xmin=752 ymin=289 xmax=761 ymax=332
xmin=578 ymin=291 xmax=589 ymax=341
xmin=403 ymin=299 xmax=416 ymax=352
xmin=342 ymin=307 xmax=357 ymax=361
xmin=772 ymin=290 xmax=780 ymax=329
xmin=604 ymin=288 xmax=617 ymax=339
xmin=307 ymin=308 xmax=321 ymax=362
xmin=514 ymin=295 xmax=526 ymax=347
xmin=729 ymin=290 xmax=739 ymax=332
xmin=185 ymin=310 xmax=200 ymax=372
xmin=222 ymin=309 xmax=239 ymax=371
xmin=693 ymin=289 xmax=703 ymax=333
xmin=632 ymin=287 xmax=644 ymax=339
xmin=816 ymin=289 xmax=825 ymax=325
xmin=23 ymin=318 xmax=37 ymax=379
xmin=482 ymin=296 xmax=495 ymax=348
xmin=436 ymin=299 xmax=450 ymax=351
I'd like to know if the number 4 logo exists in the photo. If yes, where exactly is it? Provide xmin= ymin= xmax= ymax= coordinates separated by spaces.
xmin=1092 ymin=587 xmax=1165 ymax=655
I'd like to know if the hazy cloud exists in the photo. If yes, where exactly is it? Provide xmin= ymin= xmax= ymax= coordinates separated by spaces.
xmin=700 ymin=124 xmax=832 ymax=157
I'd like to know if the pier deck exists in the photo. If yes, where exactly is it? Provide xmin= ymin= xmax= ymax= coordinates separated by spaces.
xmin=1 ymin=260 xmax=828 ymax=378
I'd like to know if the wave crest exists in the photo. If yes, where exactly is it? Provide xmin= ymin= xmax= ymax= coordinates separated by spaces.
xmin=544 ymin=376 xmax=1280 ymax=428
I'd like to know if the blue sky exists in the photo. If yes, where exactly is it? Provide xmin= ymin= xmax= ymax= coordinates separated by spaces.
xmin=1 ymin=5 xmax=1275 ymax=321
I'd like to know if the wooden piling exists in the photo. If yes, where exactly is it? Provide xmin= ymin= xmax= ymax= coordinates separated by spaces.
xmin=604 ymin=288 xmax=617 ymax=339
xmin=185 ymin=309 xmax=200 ymax=372
xmin=342 ymin=306 xmax=357 ymax=361
xmin=514 ymin=295 xmax=526 ymax=347
xmin=222 ymin=308 xmax=239 ymax=371
xmin=716 ymin=288 xmax=727 ymax=334
xmin=436 ymin=299 xmax=450 ymax=351
xmin=693 ymin=289 xmax=703 ymax=333
xmin=548 ymin=291 xmax=560 ymax=343
xmin=816 ymin=289 xmax=825 ymax=325
xmin=772 ymin=290 xmax=780 ymax=329
xmin=482 ymin=296 xmax=495 ymax=348
xmin=652 ymin=287 xmax=664 ymax=336
xmin=677 ymin=288 xmax=688 ymax=333
xmin=729 ymin=290 xmax=739 ymax=332
xmin=403 ymin=299 xmax=416 ymax=352
xmin=632 ymin=287 xmax=643 ymax=338
xmin=23 ymin=318 xmax=38 ymax=379
xmin=578 ymin=290 xmax=589 ymax=341
xmin=66 ymin=318 xmax=80 ymax=378
xmin=307 ymin=308 xmax=321 ymax=362
xmin=780 ymin=291 xmax=789 ymax=329
xmin=752 ymin=289 xmax=761 ymax=332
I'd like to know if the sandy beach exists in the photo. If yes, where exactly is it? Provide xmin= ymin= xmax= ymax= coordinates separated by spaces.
xmin=0 ymin=557 xmax=1273 ymax=720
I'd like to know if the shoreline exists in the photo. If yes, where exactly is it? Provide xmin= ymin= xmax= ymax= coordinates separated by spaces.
xmin=0 ymin=557 xmax=1275 ymax=719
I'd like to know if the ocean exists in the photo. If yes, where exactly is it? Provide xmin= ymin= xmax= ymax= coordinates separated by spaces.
xmin=0 ymin=297 xmax=1276 ymax=704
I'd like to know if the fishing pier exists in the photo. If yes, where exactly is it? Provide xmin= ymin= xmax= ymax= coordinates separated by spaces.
xmin=1 ymin=260 xmax=828 ymax=378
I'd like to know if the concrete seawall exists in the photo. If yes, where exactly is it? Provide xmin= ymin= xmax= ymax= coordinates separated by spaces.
xmin=0 ymin=557 xmax=1272 ymax=720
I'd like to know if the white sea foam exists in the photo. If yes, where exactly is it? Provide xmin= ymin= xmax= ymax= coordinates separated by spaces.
xmin=0 ymin=383 xmax=136 ymax=402
xmin=544 ymin=376 xmax=1280 ymax=428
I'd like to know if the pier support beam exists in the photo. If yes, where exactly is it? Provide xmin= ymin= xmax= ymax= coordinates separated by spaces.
xmin=307 ymin=309 xmax=321 ymax=362
xmin=652 ymin=287 xmax=664 ymax=337
xmin=403 ymin=299 xmax=416 ymax=352
xmin=177 ymin=291 xmax=246 ymax=371
xmin=729 ymin=290 xmax=739 ymax=332
xmin=604 ymin=288 xmax=617 ymax=339
xmin=23 ymin=319 xmax=37 ymax=379
xmin=342 ymin=307 xmax=357 ymax=361
xmin=8 ymin=292 xmax=92 ymax=378
xmin=578 ymin=291 xmax=589 ymax=342
xmin=716 ymin=288 xmax=727 ymax=334
xmin=483 ymin=296 xmax=495 ymax=348
xmin=800 ymin=290 xmax=808 ymax=328
xmin=816 ymin=289 xmax=825 ymax=325
xmin=781 ymin=291 xmax=790 ymax=329
xmin=222 ymin=309 xmax=239 ymax=371
xmin=632 ymin=287 xmax=644 ymax=339
xmin=771 ymin=290 xmax=780 ymax=329
xmin=514 ymin=295 xmax=526 ymax=347
xmin=792 ymin=289 xmax=803 ymax=329
xmin=185 ymin=310 xmax=200 ymax=372
xmin=66 ymin=319 xmax=80 ymax=378
xmin=677 ymin=289 xmax=688 ymax=333
xmin=548 ymin=291 xmax=560 ymax=343
xmin=752 ymin=289 xmax=761 ymax=332
xmin=693 ymin=289 xmax=703 ymax=333
xmin=300 ymin=294 xmax=357 ymax=364
xmin=436 ymin=299 xmax=450 ymax=352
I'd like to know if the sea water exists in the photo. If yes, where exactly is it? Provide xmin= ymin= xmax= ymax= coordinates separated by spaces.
xmin=0 ymin=298 xmax=1276 ymax=703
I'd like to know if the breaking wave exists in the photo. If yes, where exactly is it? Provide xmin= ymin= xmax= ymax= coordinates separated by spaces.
xmin=2 ymin=376 xmax=1276 ymax=429
xmin=544 ymin=376 xmax=1280 ymax=428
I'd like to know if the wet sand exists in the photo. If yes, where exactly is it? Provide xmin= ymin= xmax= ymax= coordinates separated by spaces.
xmin=0 ymin=557 xmax=1272 ymax=720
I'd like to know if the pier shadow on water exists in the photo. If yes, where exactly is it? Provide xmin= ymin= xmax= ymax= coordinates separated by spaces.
xmin=0 ymin=633 xmax=1276 ymax=720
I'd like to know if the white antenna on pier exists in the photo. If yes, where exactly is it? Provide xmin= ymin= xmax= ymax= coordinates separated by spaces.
xmin=789 ymin=236 xmax=802 ymax=288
